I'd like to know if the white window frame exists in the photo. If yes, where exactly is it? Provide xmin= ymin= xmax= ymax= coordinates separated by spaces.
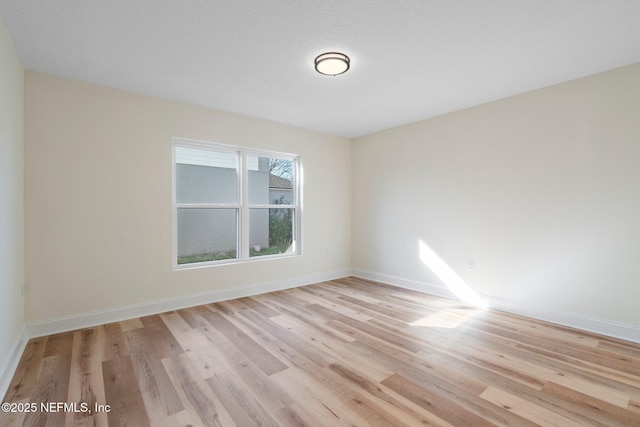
xmin=172 ymin=138 xmax=302 ymax=269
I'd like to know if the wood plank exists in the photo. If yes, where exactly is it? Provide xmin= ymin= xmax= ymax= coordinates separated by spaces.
xmin=549 ymin=374 xmax=630 ymax=408
xmin=293 ymin=287 xmax=375 ymax=322
xmin=119 ymin=318 xmax=143 ymax=332
xmin=308 ymin=304 xmax=425 ymax=353
xmin=102 ymin=356 xmax=151 ymax=427
xmin=328 ymin=362 xmax=456 ymax=427
xmin=181 ymin=328 xmax=239 ymax=378
xmin=181 ymin=314 xmax=297 ymax=423
xmin=206 ymin=371 xmax=279 ymax=427
xmin=234 ymin=306 xmax=334 ymax=369
xmin=42 ymin=332 xmax=74 ymax=359
xmin=459 ymin=324 xmax=640 ymax=391
xmin=21 ymin=354 xmax=71 ymax=427
xmin=139 ymin=314 xmax=184 ymax=359
xmin=357 ymin=340 xmax=543 ymax=426
xmin=269 ymin=314 xmax=392 ymax=381
xmin=407 ymin=335 xmax=610 ymax=426
xmin=161 ymin=354 xmax=234 ymax=427
xmin=542 ymin=381 xmax=640 ymax=426
xmin=273 ymin=403 xmax=323 ymax=427
xmin=124 ymin=328 xmax=184 ymax=421
xmin=269 ymin=366 xmax=374 ymax=426
xmin=237 ymin=296 xmax=281 ymax=318
xmin=175 ymin=306 xmax=212 ymax=329
xmin=598 ymin=339 xmax=640 ymax=360
xmin=474 ymin=321 xmax=640 ymax=377
xmin=21 ymin=332 xmax=74 ymax=427
xmin=3 ymin=336 xmax=47 ymax=402
xmin=480 ymin=386 xmax=585 ymax=427
xmin=381 ymin=373 xmax=499 ymax=427
xmin=202 ymin=311 xmax=288 ymax=376
xmin=65 ymin=328 xmax=109 ymax=427
xmin=99 ymin=322 xmax=129 ymax=361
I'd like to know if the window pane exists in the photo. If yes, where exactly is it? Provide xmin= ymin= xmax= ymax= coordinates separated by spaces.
xmin=248 ymin=156 xmax=294 ymax=205
xmin=249 ymin=208 xmax=294 ymax=257
xmin=176 ymin=147 xmax=238 ymax=204
xmin=177 ymin=208 xmax=237 ymax=264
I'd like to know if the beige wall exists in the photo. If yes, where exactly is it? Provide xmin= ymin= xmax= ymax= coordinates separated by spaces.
xmin=0 ymin=15 xmax=24 ymax=372
xmin=20 ymin=58 xmax=640 ymax=335
xmin=25 ymin=71 xmax=351 ymax=323
xmin=353 ymin=63 xmax=640 ymax=328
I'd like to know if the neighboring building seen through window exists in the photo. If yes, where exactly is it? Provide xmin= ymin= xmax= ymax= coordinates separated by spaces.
xmin=173 ymin=139 xmax=301 ymax=267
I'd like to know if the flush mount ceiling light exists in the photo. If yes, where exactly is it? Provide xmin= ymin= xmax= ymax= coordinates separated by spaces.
xmin=314 ymin=52 xmax=350 ymax=76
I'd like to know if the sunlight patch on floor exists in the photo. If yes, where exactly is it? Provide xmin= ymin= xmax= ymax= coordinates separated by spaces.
xmin=409 ymin=307 xmax=483 ymax=328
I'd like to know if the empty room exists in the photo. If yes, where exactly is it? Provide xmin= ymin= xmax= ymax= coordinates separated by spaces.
xmin=1 ymin=1 xmax=639 ymax=426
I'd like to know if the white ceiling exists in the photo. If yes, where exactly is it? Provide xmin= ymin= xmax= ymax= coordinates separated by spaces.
xmin=2 ymin=1 xmax=640 ymax=138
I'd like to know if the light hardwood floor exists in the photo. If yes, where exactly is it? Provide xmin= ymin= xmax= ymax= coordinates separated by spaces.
xmin=2 ymin=277 xmax=640 ymax=426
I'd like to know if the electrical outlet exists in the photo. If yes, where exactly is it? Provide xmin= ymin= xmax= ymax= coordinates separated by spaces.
xmin=467 ymin=259 xmax=475 ymax=272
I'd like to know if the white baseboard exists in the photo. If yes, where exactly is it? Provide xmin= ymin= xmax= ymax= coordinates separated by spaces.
xmin=0 ymin=327 xmax=28 ymax=400
xmin=27 ymin=269 xmax=351 ymax=338
xmin=351 ymin=269 xmax=640 ymax=344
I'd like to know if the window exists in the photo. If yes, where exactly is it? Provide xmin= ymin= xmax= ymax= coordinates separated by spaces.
xmin=173 ymin=139 xmax=301 ymax=268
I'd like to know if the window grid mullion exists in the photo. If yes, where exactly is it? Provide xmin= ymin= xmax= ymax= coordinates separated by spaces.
xmin=295 ymin=157 xmax=302 ymax=255
xmin=176 ymin=204 xmax=241 ymax=209
xmin=240 ymin=151 xmax=250 ymax=260
xmin=248 ymin=204 xmax=296 ymax=209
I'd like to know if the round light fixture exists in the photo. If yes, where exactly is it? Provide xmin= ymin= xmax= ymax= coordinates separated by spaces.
xmin=314 ymin=52 xmax=350 ymax=76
